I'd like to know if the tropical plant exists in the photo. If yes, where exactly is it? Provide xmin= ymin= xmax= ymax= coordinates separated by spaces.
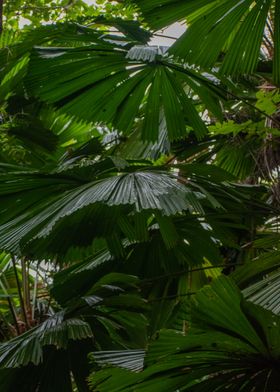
xmin=132 ymin=0 xmax=280 ymax=83
xmin=0 ymin=272 xmax=147 ymax=391
xmin=89 ymin=276 xmax=280 ymax=391
xmin=0 ymin=0 xmax=279 ymax=391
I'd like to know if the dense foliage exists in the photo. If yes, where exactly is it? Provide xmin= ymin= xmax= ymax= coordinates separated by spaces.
xmin=0 ymin=0 xmax=280 ymax=391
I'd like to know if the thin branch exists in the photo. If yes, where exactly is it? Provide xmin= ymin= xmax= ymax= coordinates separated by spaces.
xmin=148 ymin=292 xmax=196 ymax=302
xmin=32 ymin=262 xmax=39 ymax=320
xmin=7 ymin=297 xmax=20 ymax=335
xmin=153 ymin=33 xmax=177 ymax=40
xmin=21 ymin=257 xmax=31 ymax=322
xmin=141 ymin=263 xmax=244 ymax=285
xmin=11 ymin=255 xmax=30 ymax=329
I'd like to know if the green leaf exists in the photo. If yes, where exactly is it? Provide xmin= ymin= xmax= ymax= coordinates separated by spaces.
xmin=0 ymin=312 xmax=92 ymax=367
xmin=89 ymin=276 xmax=280 ymax=391
xmin=25 ymin=31 xmax=224 ymax=141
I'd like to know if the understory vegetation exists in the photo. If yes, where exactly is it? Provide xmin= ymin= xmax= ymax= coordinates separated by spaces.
xmin=0 ymin=0 xmax=280 ymax=391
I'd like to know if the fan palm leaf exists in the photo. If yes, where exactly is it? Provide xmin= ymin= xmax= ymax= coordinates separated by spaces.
xmin=0 ymin=273 xmax=147 ymax=391
xmin=24 ymin=30 xmax=225 ymax=142
xmin=0 ymin=163 xmax=197 ymax=257
xmin=243 ymin=269 xmax=280 ymax=314
xmin=0 ymin=157 xmax=267 ymax=259
xmin=89 ymin=276 xmax=280 ymax=391
xmin=133 ymin=0 xmax=280 ymax=84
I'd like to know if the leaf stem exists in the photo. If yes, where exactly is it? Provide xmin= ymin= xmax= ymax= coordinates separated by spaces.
xmin=11 ymin=255 xmax=30 ymax=329
xmin=141 ymin=263 xmax=243 ymax=285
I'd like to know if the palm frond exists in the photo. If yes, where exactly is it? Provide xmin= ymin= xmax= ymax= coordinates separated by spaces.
xmin=25 ymin=32 xmax=225 ymax=142
xmin=133 ymin=0 xmax=280 ymax=83
xmin=0 ymin=272 xmax=147 ymax=391
xmin=232 ymin=250 xmax=280 ymax=288
xmin=0 ymin=162 xmax=207 ymax=258
xmin=131 ymin=0 xmax=216 ymax=30
xmin=93 ymin=349 xmax=145 ymax=371
xmin=89 ymin=276 xmax=280 ymax=391
xmin=243 ymin=269 xmax=280 ymax=314
xmin=0 ymin=312 xmax=92 ymax=367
